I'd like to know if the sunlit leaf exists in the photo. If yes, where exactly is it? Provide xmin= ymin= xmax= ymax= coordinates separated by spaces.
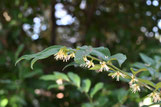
xmin=67 ymin=72 xmax=81 ymax=87
xmin=81 ymin=79 xmax=91 ymax=93
xmin=90 ymin=82 xmax=104 ymax=98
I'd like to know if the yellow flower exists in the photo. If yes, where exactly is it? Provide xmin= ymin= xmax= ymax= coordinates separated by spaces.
xmin=54 ymin=49 xmax=65 ymax=60
xmin=111 ymin=71 xmax=125 ymax=81
xmin=130 ymin=84 xmax=140 ymax=93
xmin=129 ymin=74 xmax=138 ymax=85
xmin=85 ymin=60 xmax=95 ymax=68
xmin=62 ymin=53 xmax=70 ymax=62
xmin=99 ymin=61 xmax=110 ymax=72
xmin=149 ymin=92 xmax=161 ymax=103
xmin=83 ymin=56 xmax=88 ymax=62
xmin=54 ymin=50 xmax=75 ymax=62
xmin=69 ymin=52 xmax=75 ymax=58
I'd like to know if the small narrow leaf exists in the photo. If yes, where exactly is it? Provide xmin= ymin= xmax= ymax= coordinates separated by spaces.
xmin=67 ymin=72 xmax=81 ymax=87
xmin=89 ymin=64 xmax=101 ymax=70
xmin=138 ymin=78 xmax=155 ymax=88
xmin=81 ymin=79 xmax=91 ymax=93
xmin=90 ymin=82 xmax=104 ymax=98
xmin=155 ymin=82 xmax=161 ymax=90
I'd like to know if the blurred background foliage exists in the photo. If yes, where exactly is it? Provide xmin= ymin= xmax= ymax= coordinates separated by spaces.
xmin=0 ymin=0 xmax=161 ymax=107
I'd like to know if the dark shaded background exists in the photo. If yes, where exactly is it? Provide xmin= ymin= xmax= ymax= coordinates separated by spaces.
xmin=0 ymin=0 xmax=161 ymax=107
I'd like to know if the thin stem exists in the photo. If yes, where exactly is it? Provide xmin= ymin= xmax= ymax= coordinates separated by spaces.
xmin=85 ymin=92 xmax=93 ymax=104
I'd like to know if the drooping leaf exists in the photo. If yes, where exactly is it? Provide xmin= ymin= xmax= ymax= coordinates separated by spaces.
xmin=67 ymin=72 xmax=81 ymax=87
xmin=90 ymin=82 xmax=104 ymax=98
xmin=81 ymin=79 xmax=91 ymax=93
xmin=15 ymin=45 xmax=63 ymax=69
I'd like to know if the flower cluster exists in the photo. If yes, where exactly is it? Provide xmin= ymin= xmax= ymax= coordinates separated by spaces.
xmin=54 ymin=49 xmax=75 ymax=62
xmin=54 ymin=48 xmax=160 ymax=104
xmin=149 ymin=92 xmax=161 ymax=103
xmin=129 ymin=75 xmax=140 ymax=93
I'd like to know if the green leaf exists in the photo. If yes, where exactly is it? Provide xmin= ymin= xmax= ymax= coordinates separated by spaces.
xmin=74 ymin=46 xmax=93 ymax=64
xmin=133 ymin=62 xmax=147 ymax=68
xmin=90 ymin=82 xmax=104 ymax=98
xmin=109 ymin=53 xmax=127 ymax=67
xmin=67 ymin=72 xmax=81 ymax=87
xmin=40 ymin=75 xmax=56 ymax=81
xmin=90 ymin=47 xmax=110 ymax=60
xmin=138 ymin=78 xmax=155 ymax=88
xmin=89 ymin=64 xmax=101 ymax=70
xmin=53 ymin=72 xmax=70 ymax=81
xmin=140 ymin=53 xmax=154 ymax=65
xmin=155 ymin=82 xmax=161 ymax=90
xmin=15 ymin=45 xmax=63 ymax=69
xmin=81 ymin=79 xmax=91 ymax=93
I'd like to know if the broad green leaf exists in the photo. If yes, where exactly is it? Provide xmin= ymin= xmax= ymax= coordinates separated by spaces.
xmin=89 ymin=64 xmax=101 ymax=70
xmin=74 ymin=46 xmax=93 ymax=64
xmin=40 ymin=75 xmax=56 ymax=81
xmin=53 ymin=72 xmax=70 ymax=81
xmin=90 ymin=47 xmax=110 ymax=60
xmin=138 ymin=78 xmax=155 ymax=88
xmin=109 ymin=53 xmax=127 ymax=67
xmin=140 ymin=53 xmax=154 ymax=65
xmin=90 ymin=82 xmax=104 ymax=98
xmin=15 ymin=45 xmax=63 ymax=69
xmin=81 ymin=79 xmax=91 ymax=93
xmin=67 ymin=72 xmax=81 ymax=87
xmin=155 ymin=82 xmax=161 ymax=90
